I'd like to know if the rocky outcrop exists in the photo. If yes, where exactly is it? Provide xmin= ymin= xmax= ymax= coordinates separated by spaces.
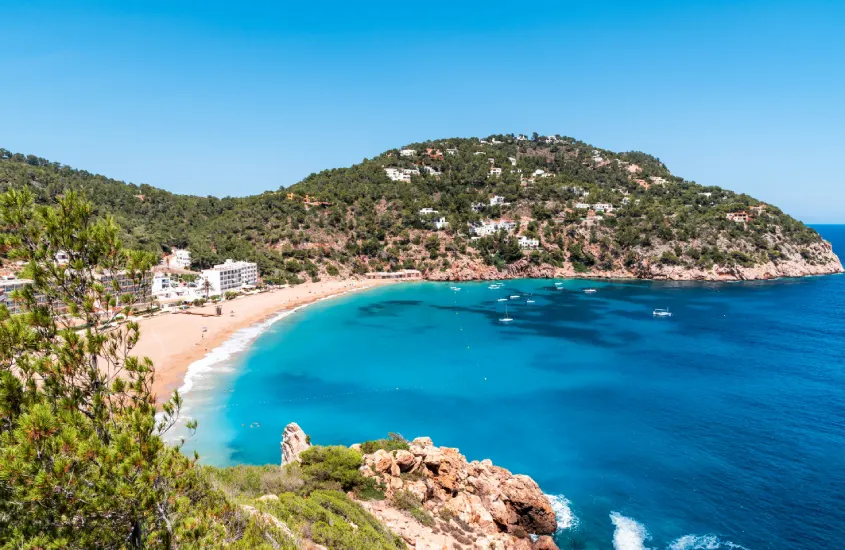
xmin=424 ymin=241 xmax=843 ymax=282
xmin=281 ymin=422 xmax=310 ymax=466
xmin=357 ymin=436 xmax=559 ymax=550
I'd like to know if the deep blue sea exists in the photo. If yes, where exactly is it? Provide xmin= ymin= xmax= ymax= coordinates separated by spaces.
xmin=176 ymin=226 xmax=845 ymax=550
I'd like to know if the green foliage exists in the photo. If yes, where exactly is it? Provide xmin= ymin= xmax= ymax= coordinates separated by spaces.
xmin=391 ymin=490 xmax=433 ymax=527
xmin=360 ymin=432 xmax=410 ymax=454
xmin=0 ymin=139 xmax=829 ymax=282
xmin=0 ymin=190 xmax=283 ymax=548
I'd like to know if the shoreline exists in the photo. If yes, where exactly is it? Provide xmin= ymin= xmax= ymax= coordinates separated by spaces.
xmin=134 ymin=279 xmax=399 ymax=404
xmin=138 ymin=267 xmax=843 ymax=405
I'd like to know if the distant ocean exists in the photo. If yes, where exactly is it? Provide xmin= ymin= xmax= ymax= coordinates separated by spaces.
xmin=175 ymin=226 xmax=845 ymax=550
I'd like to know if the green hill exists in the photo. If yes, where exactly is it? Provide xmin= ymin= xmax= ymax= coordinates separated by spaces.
xmin=1 ymin=134 xmax=840 ymax=282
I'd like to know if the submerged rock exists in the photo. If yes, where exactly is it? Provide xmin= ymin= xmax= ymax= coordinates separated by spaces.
xmin=280 ymin=422 xmax=310 ymax=466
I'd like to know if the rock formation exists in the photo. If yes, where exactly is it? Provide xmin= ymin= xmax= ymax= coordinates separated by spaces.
xmin=357 ymin=436 xmax=559 ymax=550
xmin=281 ymin=422 xmax=310 ymax=466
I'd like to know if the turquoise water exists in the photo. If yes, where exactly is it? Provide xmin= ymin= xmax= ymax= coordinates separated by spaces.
xmin=178 ymin=226 xmax=845 ymax=550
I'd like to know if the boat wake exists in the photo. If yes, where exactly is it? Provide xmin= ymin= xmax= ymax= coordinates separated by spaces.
xmin=546 ymin=494 xmax=578 ymax=531
xmin=668 ymin=534 xmax=749 ymax=550
xmin=610 ymin=512 xmax=652 ymax=550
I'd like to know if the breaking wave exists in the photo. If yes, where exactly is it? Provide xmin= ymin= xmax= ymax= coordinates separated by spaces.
xmin=546 ymin=494 xmax=578 ymax=530
xmin=610 ymin=512 xmax=652 ymax=550
xmin=669 ymin=534 xmax=749 ymax=550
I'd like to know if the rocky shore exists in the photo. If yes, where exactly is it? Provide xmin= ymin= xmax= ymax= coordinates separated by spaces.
xmin=426 ymin=240 xmax=843 ymax=282
xmin=281 ymin=423 xmax=560 ymax=550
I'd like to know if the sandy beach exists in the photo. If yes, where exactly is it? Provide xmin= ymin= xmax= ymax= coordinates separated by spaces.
xmin=132 ymin=279 xmax=398 ymax=403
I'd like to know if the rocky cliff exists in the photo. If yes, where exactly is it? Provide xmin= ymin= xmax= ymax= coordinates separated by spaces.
xmin=356 ymin=437 xmax=559 ymax=550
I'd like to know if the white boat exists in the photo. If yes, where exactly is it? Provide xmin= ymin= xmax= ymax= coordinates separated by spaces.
xmin=526 ymin=299 xmax=535 ymax=304
xmin=497 ymin=298 xmax=507 ymax=302
xmin=450 ymin=286 xmax=461 ymax=291
xmin=499 ymin=305 xmax=513 ymax=323
xmin=554 ymin=282 xmax=564 ymax=286
xmin=653 ymin=308 xmax=673 ymax=318
xmin=583 ymin=288 xmax=597 ymax=294
xmin=510 ymin=295 xmax=520 ymax=299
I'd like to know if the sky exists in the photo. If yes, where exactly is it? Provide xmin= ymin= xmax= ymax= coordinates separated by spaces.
xmin=1 ymin=0 xmax=844 ymax=222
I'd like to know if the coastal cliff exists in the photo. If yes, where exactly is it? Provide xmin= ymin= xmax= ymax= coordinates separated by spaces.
xmin=425 ymin=237 xmax=843 ymax=282
xmin=259 ymin=423 xmax=560 ymax=550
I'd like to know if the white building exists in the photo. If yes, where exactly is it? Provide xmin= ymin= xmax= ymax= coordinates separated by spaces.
xmin=384 ymin=167 xmax=418 ymax=182
xmin=518 ymin=236 xmax=540 ymax=250
xmin=419 ymin=208 xmax=439 ymax=215
xmin=471 ymin=219 xmax=516 ymax=236
xmin=489 ymin=195 xmax=506 ymax=206
xmin=434 ymin=217 xmax=449 ymax=230
xmin=423 ymin=166 xmax=441 ymax=176
xmin=172 ymin=249 xmax=191 ymax=269
xmin=574 ymin=202 xmax=591 ymax=209
xmin=471 ymin=202 xmax=486 ymax=212
xmin=489 ymin=167 xmax=502 ymax=177
xmin=201 ymin=259 xmax=259 ymax=296
xmin=152 ymin=272 xmax=172 ymax=294
xmin=400 ymin=149 xmax=417 ymax=157
xmin=649 ymin=176 xmax=669 ymax=186
xmin=508 ymin=157 xmax=517 ymax=166
xmin=446 ymin=148 xmax=458 ymax=155
xmin=55 ymin=250 xmax=70 ymax=265
xmin=592 ymin=203 xmax=614 ymax=213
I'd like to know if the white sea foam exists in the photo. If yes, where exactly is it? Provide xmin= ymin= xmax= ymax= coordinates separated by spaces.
xmin=610 ymin=512 xmax=652 ymax=550
xmin=669 ymin=534 xmax=749 ymax=550
xmin=546 ymin=494 xmax=579 ymax=530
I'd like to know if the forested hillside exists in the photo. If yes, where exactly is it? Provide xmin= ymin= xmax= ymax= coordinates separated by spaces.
xmin=1 ymin=134 xmax=840 ymax=282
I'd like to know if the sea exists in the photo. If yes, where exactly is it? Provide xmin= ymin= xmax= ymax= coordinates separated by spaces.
xmin=174 ymin=225 xmax=845 ymax=550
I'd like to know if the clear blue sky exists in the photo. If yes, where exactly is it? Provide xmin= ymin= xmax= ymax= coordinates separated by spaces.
xmin=2 ymin=1 xmax=843 ymax=222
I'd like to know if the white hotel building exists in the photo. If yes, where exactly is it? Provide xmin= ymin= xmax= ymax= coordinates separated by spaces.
xmin=202 ymin=259 xmax=259 ymax=295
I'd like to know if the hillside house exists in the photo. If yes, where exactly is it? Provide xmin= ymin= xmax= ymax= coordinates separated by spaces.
xmin=727 ymin=212 xmax=750 ymax=223
xmin=508 ymin=157 xmax=517 ymax=166
xmin=592 ymin=203 xmax=614 ymax=213
xmin=649 ymin=176 xmax=669 ymax=186
xmin=419 ymin=208 xmax=438 ymax=215
xmin=750 ymin=205 xmax=767 ymax=215
xmin=489 ymin=167 xmax=503 ymax=177
xmin=425 ymin=148 xmax=444 ymax=160
xmin=574 ymin=202 xmax=591 ymax=209
xmin=434 ymin=217 xmax=449 ymax=230
xmin=471 ymin=219 xmax=516 ymax=237
xmin=446 ymin=148 xmax=458 ymax=155
xmin=518 ymin=236 xmax=540 ymax=250
xmin=400 ymin=149 xmax=417 ymax=157
xmin=489 ymin=195 xmax=506 ymax=206
xmin=423 ymin=166 xmax=442 ymax=177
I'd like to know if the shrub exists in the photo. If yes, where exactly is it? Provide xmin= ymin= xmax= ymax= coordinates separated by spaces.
xmin=360 ymin=432 xmax=410 ymax=454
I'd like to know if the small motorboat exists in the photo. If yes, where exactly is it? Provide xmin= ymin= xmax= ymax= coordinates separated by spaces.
xmin=497 ymin=298 xmax=507 ymax=302
xmin=653 ymin=308 xmax=673 ymax=318
xmin=510 ymin=295 xmax=521 ymax=299
xmin=583 ymin=288 xmax=597 ymax=294
xmin=526 ymin=299 xmax=535 ymax=304
xmin=450 ymin=286 xmax=461 ymax=291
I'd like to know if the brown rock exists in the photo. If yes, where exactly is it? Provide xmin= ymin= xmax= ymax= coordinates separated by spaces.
xmin=394 ymin=449 xmax=416 ymax=471
xmin=280 ymin=422 xmax=310 ymax=466
xmin=532 ymin=535 xmax=559 ymax=550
